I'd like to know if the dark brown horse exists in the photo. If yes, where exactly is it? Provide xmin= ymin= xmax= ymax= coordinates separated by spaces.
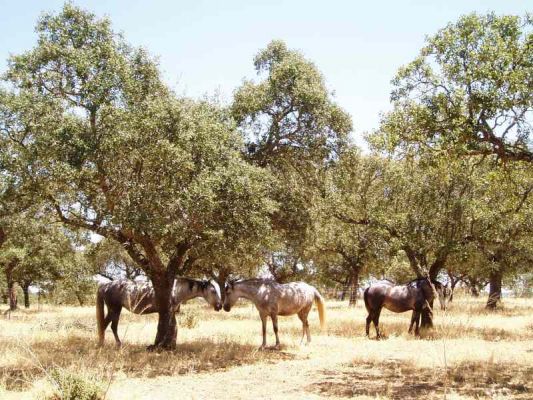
xmin=96 ymin=277 xmax=222 ymax=346
xmin=363 ymin=278 xmax=448 ymax=338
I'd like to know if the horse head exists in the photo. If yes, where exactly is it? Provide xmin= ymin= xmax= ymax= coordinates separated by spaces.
xmin=202 ymin=280 xmax=222 ymax=311
xmin=223 ymin=281 xmax=237 ymax=312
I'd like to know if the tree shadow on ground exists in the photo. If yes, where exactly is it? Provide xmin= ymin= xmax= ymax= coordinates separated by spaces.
xmin=0 ymin=334 xmax=296 ymax=391
xmin=307 ymin=360 xmax=532 ymax=399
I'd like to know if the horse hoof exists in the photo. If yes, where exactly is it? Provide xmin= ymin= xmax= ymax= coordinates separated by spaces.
xmin=258 ymin=345 xmax=266 ymax=351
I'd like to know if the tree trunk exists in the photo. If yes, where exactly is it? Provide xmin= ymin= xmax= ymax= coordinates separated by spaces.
xmin=420 ymin=299 xmax=434 ymax=329
xmin=447 ymin=273 xmax=458 ymax=302
xmin=22 ymin=283 xmax=31 ymax=309
xmin=151 ymin=272 xmax=178 ymax=350
xmin=428 ymin=253 xmax=447 ymax=280
xmin=75 ymin=291 xmax=85 ymax=306
xmin=8 ymin=279 xmax=17 ymax=311
xmin=486 ymin=270 xmax=502 ymax=309
xmin=348 ymin=268 xmax=360 ymax=306
xmin=403 ymin=246 xmax=423 ymax=278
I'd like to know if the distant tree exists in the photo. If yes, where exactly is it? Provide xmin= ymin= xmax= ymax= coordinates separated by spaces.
xmin=0 ymin=212 xmax=74 ymax=309
xmin=464 ymin=162 xmax=533 ymax=308
xmin=45 ymin=251 xmax=97 ymax=306
xmin=312 ymin=149 xmax=391 ymax=304
xmin=374 ymin=13 xmax=532 ymax=162
xmin=232 ymin=40 xmax=352 ymax=278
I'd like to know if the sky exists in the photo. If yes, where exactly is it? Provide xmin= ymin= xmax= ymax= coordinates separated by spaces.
xmin=0 ymin=0 xmax=529 ymax=147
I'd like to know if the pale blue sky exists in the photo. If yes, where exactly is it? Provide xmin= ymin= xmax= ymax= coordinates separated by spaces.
xmin=0 ymin=1 xmax=529 ymax=146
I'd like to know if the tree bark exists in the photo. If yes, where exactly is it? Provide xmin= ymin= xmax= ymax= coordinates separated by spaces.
xmin=486 ymin=270 xmax=502 ymax=309
xmin=403 ymin=245 xmax=423 ymax=278
xmin=22 ymin=282 xmax=31 ymax=309
xmin=151 ymin=272 xmax=178 ymax=350
xmin=149 ymin=241 xmax=190 ymax=350
xmin=420 ymin=300 xmax=434 ymax=329
xmin=7 ymin=278 xmax=17 ymax=311
xmin=348 ymin=267 xmax=360 ymax=306
xmin=428 ymin=254 xmax=447 ymax=281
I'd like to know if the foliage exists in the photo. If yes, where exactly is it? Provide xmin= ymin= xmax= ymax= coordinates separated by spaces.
xmin=371 ymin=13 xmax=533 ymax=162
xmin=1 ymin=4 xmax=278 ymax=346
xmin=48 ymin=368 xmax=103 ymax=400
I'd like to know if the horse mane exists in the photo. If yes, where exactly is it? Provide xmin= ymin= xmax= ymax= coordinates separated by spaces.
xmin=228 ymin=278 xmax=275 ymax=287
xmin=406 ymin=277 xmax=443 ymax=288
xmin=176 ymin=277 xmax=209 ymax=291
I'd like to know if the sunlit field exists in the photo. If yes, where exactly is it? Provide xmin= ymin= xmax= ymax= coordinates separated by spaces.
xmin=1 ymin=296 xmax=531 ymax=399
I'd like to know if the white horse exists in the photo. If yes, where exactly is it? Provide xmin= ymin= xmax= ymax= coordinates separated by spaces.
xmin=223 ymin=279 xmax=326 ymax=349
xmin=96 ymin=277 xmax=222 ymax=346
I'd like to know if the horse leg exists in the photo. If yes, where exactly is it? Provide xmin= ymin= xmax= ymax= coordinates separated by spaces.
xmin=110 ymin=307 xmax=122 ymax=347
xmin=408 ymin=311 xmax=416 ymax=334
xmin=373 ymin=307 xmax=383 ymax=339
xmin=297 ymin=309 xmax=311 ymax=344
xmin=414 ymin=310 xmax=421 ymax=337
xmin=366 ymin=313 xmax=372 ymax=337
xmin=259 ymin=313 xmax=267 ymax=350
xmin=271 ymin=313 xmax=280 ymax=349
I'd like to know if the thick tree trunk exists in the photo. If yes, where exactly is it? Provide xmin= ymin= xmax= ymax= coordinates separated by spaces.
xmin=22 ymin=283 xmax=30 ymax=309
xmin=420 ymin=299 xmax=434 ymax=329
xmin=403 ymin=246 xmax=423 ymax=278
xmin=486 ymin=270 xmax=502 ymax=309
xmin=151 ymin=273 xmax=178 ymax=350
xmin=348 ymin=268 xmax=360 ymax=307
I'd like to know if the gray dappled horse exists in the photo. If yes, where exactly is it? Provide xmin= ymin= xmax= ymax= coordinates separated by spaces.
xmin=96 ymin=277 xmax=222 ymax=346
xmin=363 ymin=278 xmax=448 ymax=338
xmin=223 ymin=279 xmax=326 ymax=349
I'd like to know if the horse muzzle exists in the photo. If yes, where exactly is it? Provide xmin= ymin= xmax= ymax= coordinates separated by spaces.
xmin=214 ymin=303 xmax=222 ymax=312
xmin=223 ymin=304 xmax=231 ymax=312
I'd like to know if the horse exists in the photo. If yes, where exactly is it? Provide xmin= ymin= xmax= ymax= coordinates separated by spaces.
xmin=223 ymin=279 xmax=326 ymax=350
xmin=96 ymin=277 xmax=222 ymax=346
xmin=363 ymin=277 xmax=448 ymax=338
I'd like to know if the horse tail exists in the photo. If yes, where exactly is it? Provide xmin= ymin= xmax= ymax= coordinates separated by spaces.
xmin=363 ymin=287 xmax=371 ymax=313
xmin=314 ymin=289 xmax=326 ymax=330
xmin=96 ymin=286 xmax=106 ymax=346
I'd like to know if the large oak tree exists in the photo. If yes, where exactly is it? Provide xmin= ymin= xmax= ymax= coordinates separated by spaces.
xmin=1 ymin=5 xmax=275 ymax=349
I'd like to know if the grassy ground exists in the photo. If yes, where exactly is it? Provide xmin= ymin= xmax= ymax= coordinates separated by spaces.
xmin=0 ymin=296 xmax=531 ymax=399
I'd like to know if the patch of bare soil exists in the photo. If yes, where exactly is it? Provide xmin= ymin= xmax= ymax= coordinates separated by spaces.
xmin=307 ymin=360 xmax=532 ymax=399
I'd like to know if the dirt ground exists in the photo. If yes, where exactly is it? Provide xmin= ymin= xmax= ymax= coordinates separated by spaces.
xmin=1 ymin=297 xmax=532 ymax=399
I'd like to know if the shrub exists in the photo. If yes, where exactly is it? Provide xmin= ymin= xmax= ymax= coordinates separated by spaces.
xmin=47 ymin=369 xmax=103 ymax=400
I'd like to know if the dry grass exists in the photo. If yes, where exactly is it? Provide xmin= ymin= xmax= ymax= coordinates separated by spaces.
xmin=0 ymin=296 xmax=531 ymax=399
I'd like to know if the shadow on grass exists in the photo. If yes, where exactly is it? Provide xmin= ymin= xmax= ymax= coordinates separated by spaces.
xmin=0 ymin=334 xmax=296 ymax=391
xmin=307 ymin=360 xmax=532 ymax=399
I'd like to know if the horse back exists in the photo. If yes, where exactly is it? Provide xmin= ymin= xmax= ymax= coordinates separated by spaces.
xmin=273 ymin=281 xmax=316 ymax=315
